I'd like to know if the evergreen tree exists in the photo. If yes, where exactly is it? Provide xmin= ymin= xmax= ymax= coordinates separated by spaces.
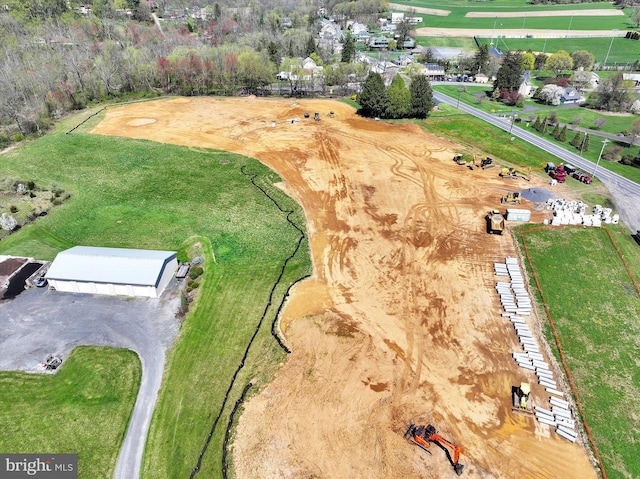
xmin=581 ymin=133 xmax=590 ymax=152
xmin=386 ymin=75 xmax=410 ymax=119
xmin=409 ymin=75 xmax=434 ymax=119
xmin=541 ymin=118 xmax=548 ymax=135
xmin=570 ymin=131 xmax=582 ymax=148
xmin=550 ymin=123 xmax=560 ymax=139
xmin=473 ymin=44 xmax=489 ymax=74
xmin=341 ymin=31 xmax=356 ymax=63
xmin=493 ymin=51 xmax=523 ymax=95
xmin=359 ymin=73 xmax=389 ymax=118
xmin=532 ymin=116 xmax=541 ymax=131
xmin=558 ymin=125 xmax=567 ymax=142
xmin=305 ymin=36 xmax=317 ymax=57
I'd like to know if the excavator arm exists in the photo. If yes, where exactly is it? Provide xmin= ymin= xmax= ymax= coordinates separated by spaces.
xmin=405 ymin=424 xmax=465 ymax=475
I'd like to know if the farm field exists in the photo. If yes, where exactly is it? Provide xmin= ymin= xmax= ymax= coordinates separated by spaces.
xmin=0 ymin=347 xmax=140 ymax=479
xmin=91 ymin=97 xmax=600 ymax=478
xmin=475 ymin=37 xmax=640 ymax=65
xmin=392 ymin=0 xmax=622 ymax=12
xmin=391 ymin=0 xmax=632 ymax=31
xmin=0 ymin=114 xmax=311 ymax=478
xmin=518 ymin=225 xmax=640 ymax=479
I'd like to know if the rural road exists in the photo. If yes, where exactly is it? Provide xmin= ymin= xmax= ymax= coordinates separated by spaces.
xmin=433 ymin=90 xmax=640 ymax=232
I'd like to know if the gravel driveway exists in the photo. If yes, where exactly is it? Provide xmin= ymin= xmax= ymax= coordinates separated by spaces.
xmin=0 ymin=283 xmax=181 ymax=479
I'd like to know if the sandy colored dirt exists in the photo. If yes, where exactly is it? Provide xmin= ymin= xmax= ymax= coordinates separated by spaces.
xmin=91 ymin=98 xmax=598 ymax=479
xmin=390 ymin=3 xmax=450 ymax=16
xmin=466 ymin=9 xmax=623 ymax=18
xmin=414 ymin=27 xmax=627 ymax=38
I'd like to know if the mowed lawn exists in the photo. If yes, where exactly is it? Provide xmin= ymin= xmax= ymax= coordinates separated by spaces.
xmin=0 ymin=118 xmax=311 ymax=478
xmin=476 ymin=37 xmax=640 ymax=65
xmin=519 ymin=226 xmax=640 ymax=479
xmin=392 ymin=0 xmax=632 ymax=30
xmin=0 ymin=347 xmax=141 ymax=479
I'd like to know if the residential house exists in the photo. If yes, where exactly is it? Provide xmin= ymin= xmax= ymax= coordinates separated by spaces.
xmin=368 ymin=36 xmax=390 ymax=49
xmin=518 ymin=70 xmax=533 ymax=97
xmin=623 ymin=73 xmax=640 ymax=87
xmin=475 ymin=73 xmax=490 ymax=84
xmin=401 ymin=37 xmax=416 ymax=49
xmin=319 ymin=20 xmax=344 ymax=41
xmin=391 ymin=12 xmax=404 ymax=24
xmin=424 ymin=63 xmax=445 ymax=81
xmin=561 ymin=87 xmax=584 ymax=104
xmin=349 ymin=22 xmax=368 ymax=36
xmin=395 ymin=55 xmax=415 ymax=67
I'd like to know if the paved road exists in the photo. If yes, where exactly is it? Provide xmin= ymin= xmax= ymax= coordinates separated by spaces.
xmin=433 ymin=90 xmax=640 ymax=232
xmin=0 ymin=284 xmax=181 ymax=479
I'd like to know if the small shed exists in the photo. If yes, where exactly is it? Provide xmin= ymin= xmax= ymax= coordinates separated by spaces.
xmin=46 ymin=246 xmax=178 ymax=298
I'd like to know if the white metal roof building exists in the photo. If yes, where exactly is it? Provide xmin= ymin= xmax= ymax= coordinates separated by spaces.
xmin=46 ymin=246 xmax=178 ymax=298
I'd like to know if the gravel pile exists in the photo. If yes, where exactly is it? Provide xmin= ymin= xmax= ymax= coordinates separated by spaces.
xmin=520 ymin=188 xmax=554 ymax=203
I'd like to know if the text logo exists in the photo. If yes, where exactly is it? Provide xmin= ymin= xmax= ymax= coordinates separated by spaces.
xmin=0 ymin=455 xmax=77 ymax=478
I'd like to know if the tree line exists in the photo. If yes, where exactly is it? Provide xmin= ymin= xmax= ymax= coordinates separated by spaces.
xmin=0 ymin=0 xmax=390 ymax=148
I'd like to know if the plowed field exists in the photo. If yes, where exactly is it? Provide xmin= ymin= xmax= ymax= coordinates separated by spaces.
xmin=92 ymin=97 xmax=597 ymax=479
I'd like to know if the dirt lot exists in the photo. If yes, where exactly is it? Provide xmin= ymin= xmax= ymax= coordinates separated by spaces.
xmin=91 ymin=98 xmax=597 ymax=479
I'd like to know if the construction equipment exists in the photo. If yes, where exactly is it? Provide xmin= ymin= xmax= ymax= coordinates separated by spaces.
xmin=500 ymin=166 xmax=531 ymax=181
xmin=42 ymin=354 xmax=62 ymax=370
xmin=405 ymin=423 xmax=465 ymax=476
xmin=473 ymin=155 xmax=495 ymax=169
xmin=486 ymin=210 xmax=505 ymax=235
xmin=453 ymin=154 xmax=466 ymax=165
xmin=314 ymin=112 xmax=320 ymax=121
xmin=512 ymin=382 xmax=533 ymax=416
xmin=501 ymin=192 xmax=521 ymax=205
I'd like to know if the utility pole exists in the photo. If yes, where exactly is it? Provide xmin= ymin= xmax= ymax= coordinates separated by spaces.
xmin=592 ymin=138 xmax=609 ymax=178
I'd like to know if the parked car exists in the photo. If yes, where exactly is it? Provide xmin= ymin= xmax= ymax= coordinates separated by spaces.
xmin=572 ymin=171 xmax=592 ymax=184
xmin=549 ymin=171 xmax=566 ymax=183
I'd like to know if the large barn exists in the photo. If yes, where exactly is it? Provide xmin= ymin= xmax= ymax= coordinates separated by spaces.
xmin=46 ymin=246 xmax=178 ymax=298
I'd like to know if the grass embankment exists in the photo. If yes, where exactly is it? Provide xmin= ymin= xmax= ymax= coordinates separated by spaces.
xmin=475 ymin=37 xmax=640 ymax=65
xmin=0 ymin=347 xmax=141 ymax=479
xmin=0 ymin=119 xmax=311 ymax=478
xmin=517 ymin=226 xmax=640 ymax=479
xmin=427 ymin=103 xmax=640 ymax=184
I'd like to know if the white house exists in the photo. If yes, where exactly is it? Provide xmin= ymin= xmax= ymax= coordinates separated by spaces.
xmin=391 ymin=12 xmax=404 ymax=24
xmin=46 ymin=246 xmax=178 ymax=298
xmin=319 ymin=20 xmax=344 ymax=41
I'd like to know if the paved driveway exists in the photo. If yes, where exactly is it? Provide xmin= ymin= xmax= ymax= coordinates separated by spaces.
xmin=0 ymin=283 xmax=181 ymax=479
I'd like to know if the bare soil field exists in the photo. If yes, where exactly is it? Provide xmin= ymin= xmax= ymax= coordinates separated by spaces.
xmin=91 ymin=98 xmax=597 ymax=479
xmin=466 ymin=9 xmax=623 ymax=18
xmin=390 ymin=3 xmax=450 ymax=16
xmin=414 ymin=27 xmax=627 ymax=38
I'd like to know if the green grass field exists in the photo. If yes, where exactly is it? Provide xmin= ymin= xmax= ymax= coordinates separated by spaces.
xmin=518 ymin=226 xmax=640 ymax=479
xmin=529 ymin=107 xmax=638 ymax=136
xmin=414 ymin=36 xmax=477 ymax=49
xmin=476 ymin=37 xmax=640 ymax=65
xmin=0 ymin=110 xmax=311 ymax=478
xmin=0 ymin=347 xmax=141 ymax=479
xmin=392 ymin=0 xmax=633 ymax=31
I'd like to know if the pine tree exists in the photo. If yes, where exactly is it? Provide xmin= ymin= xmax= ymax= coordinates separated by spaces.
xmin=341 ymin=31 xmax=356 ymax=63
xmin=551 ymin=123 xmax=560 ymax=139
xmin=409 ymin=75 xmax=434 ymax=119
xmin=581 ymin=133 xmax=590 ymax=152
xmin=532 ymin=116 xmax=541 ymax=131
xmin=305 ymin=36 xmax=317 ymax=57
xmin=570 ymin=131 xmax=582 ymax=148
xmin=558 ymin=125 xmax=567 ymax=142
xmin=359 ymin=73 xmax=389 ymax=118
xmin=386 ymin=75 xmax=410 ymax=119
xmin=541 ymin=117 xmax=548 ymax=134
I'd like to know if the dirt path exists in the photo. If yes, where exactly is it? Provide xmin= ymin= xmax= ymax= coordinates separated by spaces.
xmin=466 ymin=9 xmax=623 ymax=18
xmin=389 ymin=3 xmax=450 ymax=16
xmin=414 ymin=27 xmax=627 ymax=38
xmin=91 ymin=98 xmax=598 ymax=479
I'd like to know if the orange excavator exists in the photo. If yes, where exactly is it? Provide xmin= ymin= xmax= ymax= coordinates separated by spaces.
xmin=404 ymin=423 xmax=465 ymax=476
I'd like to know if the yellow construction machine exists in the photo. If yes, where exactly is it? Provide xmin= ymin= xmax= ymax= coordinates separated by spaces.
xmin=472 ymin=155 xmax=495 ymax=170
xmin=500 ymin=166 xmax=531 ymax=181
xmin=501 ymin=192 xmax=521 ymax=205
xmin=453 ymin=153 xmax=466 ymax=165
xmin=486 ymin=210 xmax=505 ymax=235
xmin=512 ymin=382 xmax=533 ymax=416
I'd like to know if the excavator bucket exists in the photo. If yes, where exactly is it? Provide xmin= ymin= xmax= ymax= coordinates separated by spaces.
xmin=454 ymin=464 xmax=465 ymax=476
